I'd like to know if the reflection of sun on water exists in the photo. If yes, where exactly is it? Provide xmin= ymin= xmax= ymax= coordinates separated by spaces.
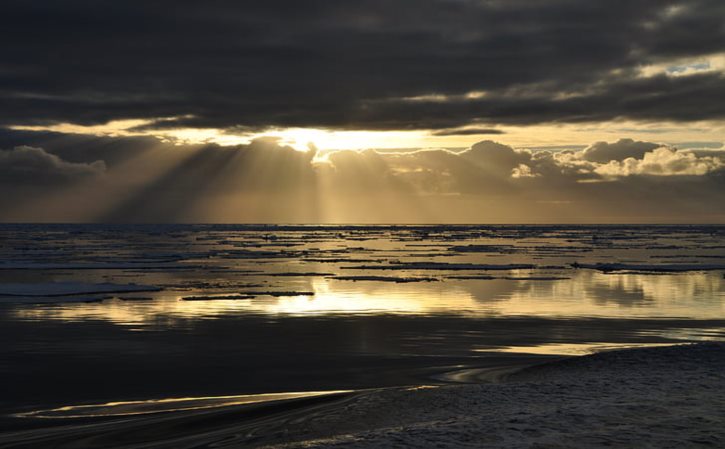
xmin=19 ymin=390 xmax=353 ymax=419
xmin=11 ymin=279 xmax=478 ymax=326
xmin=11 ymin=273 xmax=725 ymax=327
xmin=483 ymin=342 xmax=676 ymax=356
xmin=267 ymin=278 xmax=471 ymax=315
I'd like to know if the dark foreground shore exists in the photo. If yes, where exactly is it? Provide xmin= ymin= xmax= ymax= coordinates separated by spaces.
xmin=2 ymin=343 xmax=724 ymax=448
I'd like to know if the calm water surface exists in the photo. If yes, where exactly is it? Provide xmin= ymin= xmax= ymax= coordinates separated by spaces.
xmin=1 ymin=224 xmax=724 ymax=416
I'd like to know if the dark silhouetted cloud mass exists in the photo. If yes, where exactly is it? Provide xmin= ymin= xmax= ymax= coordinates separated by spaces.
xmin=0 ymin=146 xmax=105 ymax=183
xmin=0 ymin=0 xmax=723 ymax=131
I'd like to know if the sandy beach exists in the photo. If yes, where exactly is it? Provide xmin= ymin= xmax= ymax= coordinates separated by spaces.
xmin=2 ymin=343 xmax=723 ymax=448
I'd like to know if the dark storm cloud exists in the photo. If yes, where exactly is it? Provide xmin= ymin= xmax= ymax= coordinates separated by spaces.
xmin=431 ymin=128 xmax=505 ymax=136
xmin=0 ymin=146 xmax=105 ymax=185
xmin=1 ymin=0 xmax=724 ymax=131
xmin=0 ymin=128 xmax=171 ymax=167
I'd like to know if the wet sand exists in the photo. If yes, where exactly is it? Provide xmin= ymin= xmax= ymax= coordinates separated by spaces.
xmin=2 ymin=343 xmax=724 ymax=448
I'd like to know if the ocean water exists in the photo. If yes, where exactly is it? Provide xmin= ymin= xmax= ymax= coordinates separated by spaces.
xmin=0 ymin=224 xmax=724 ymax=418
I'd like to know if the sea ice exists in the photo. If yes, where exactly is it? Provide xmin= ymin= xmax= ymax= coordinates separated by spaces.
xmin=0 ymin=282 xmax=161 ymax=298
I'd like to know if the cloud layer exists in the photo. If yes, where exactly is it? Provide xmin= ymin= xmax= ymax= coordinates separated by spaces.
xmin=1 ymin=1 xmax=724 ymax=131
xmin=2 ymin=132 xmax=724 ymax=223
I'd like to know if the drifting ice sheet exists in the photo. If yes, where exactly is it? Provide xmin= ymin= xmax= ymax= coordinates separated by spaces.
xmin=0 ymin=282 xmax=161 ymax=300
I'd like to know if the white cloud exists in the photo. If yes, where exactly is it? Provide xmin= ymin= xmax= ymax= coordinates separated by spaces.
xmin=319 ymin=139 xmax=725 ymax=193
xmin=595 ymin=147 xmax=725 ymax=177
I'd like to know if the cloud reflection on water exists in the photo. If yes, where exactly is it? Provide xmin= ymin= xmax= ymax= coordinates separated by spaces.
xmin=12 ymin=271 xmax=724 ymax=327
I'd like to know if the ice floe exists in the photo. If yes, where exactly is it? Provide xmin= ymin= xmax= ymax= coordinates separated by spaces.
xmin=332 ymin=276 xmax=440 ymax=283
xmin=573 ymin=262 xmax=725 ymax=272
xmin=0 ymin=282 xmax=161 ymax=303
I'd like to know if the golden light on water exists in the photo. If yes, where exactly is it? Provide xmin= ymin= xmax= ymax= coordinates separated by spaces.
xmin=12 ymin=273 xmax=725 ymax=327
xmin=482 ymin=342 xmax=676 ymax=356
xmin=19 ymin=390 xmax=353 ymax=418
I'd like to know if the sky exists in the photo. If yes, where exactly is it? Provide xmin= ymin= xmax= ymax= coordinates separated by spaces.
xmin=1 ymin=0 xmax=724 ymax=223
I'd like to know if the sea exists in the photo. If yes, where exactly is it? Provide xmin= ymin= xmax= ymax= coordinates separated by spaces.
xmin=0 ymin=224 xmax=723 ymax=421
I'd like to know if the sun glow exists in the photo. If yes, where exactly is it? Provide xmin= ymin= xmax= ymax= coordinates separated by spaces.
xmin=10 ymin=120 xmax=430 ymax=151
xmin=10 ymin=118 xmax=725 ymax=152
xmin=251 ymin=128 xmax=429 ymax=151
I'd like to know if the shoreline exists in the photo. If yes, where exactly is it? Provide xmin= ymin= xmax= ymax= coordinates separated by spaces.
xmin=2 ymin=343 xmax=723 ymax=448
